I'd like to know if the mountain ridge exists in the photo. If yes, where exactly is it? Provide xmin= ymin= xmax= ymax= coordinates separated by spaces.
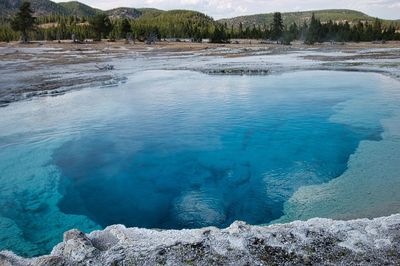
xmin=218 ymin=9 xmax=400 ymax=28
xmin=57 ymin=1 xmax=100 ymax=17
xmin=0 ymin=0 xmax=399 ymax=28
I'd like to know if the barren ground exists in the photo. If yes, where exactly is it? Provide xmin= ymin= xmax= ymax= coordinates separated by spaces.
xmin=0 ymin=40 xmax=399 ymax=106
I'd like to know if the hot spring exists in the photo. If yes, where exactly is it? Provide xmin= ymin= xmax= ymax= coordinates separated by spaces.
xmin=1 ymin=70 xmax=400 ymax=256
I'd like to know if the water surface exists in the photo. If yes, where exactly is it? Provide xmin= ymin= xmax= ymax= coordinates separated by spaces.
xmin=0 ymin=70 xmax=399 ymax=256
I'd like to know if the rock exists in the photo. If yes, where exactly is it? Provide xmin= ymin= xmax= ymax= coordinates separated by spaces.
xmin=0 ymin=253 xmax=16 ymax=266
xmin=53 ymin=229 xmax=98 ymax=264
xmin=96 ymin=64 xmax=114 ymax=71
xmin=34 ymin=256 xmax=65 ymax=266
xmin=1 ymin=215 xmax=400 ymax=265
xmin=0 ymin=251 xmax=31 ymax=266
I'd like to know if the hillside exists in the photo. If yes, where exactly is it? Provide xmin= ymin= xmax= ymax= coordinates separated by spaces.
xmin=0 ymin=0 xmax=67 ymax=17
xmin=0 ymin=0 xmax=212 ymax=22
xmin=219 ymin=9 xmax=400 ymax=28
xmin=136 ymin=8 xmax=164 ymax=17
xmin=0 ymin=0 xmax=398 ymax=29
xmin=0 ymin=0 xmax=97 ymax=17
xmin=131 ymin=9 xmax=215 ymax=39
xmin=58 ymin=1 xmax=100 ymax=17
xmin=105 ymin=7 xmax=142 ymax=19
xmin=0 ymin=0 xmax=167 ymax=18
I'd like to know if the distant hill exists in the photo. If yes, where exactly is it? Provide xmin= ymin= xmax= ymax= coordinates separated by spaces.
xmin=58 ymin=1 xmax=100 ymax=17
xmin=0 ymin=0 xmax=212 ymax=21
xmin=105 ymin=7 xmax=142 ymax=19
xmin=0 ymin=0 xmax=67 ymax=17
xmin=219 ymin=9 xmax=400 ymax=28
xmin=0 ymin=0 xmax=98 ymax=17
xmin=136 ymin=8 xmax=164 ymax=17
xmin=0 ymin=0 xmax=398 ymax=29
xmin=131 ymin=9 xmax=215 ymax=37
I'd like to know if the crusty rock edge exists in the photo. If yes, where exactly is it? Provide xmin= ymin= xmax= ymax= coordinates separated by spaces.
xmin=1 ymin=214 xmax=400 ymax=265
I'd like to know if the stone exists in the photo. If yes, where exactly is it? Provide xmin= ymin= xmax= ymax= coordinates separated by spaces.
xmin=1 ymin=215 xmax=400 ymax=265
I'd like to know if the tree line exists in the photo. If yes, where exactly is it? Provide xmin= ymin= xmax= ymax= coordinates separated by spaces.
xmin=224 ymin=13 xmax=399 ymax=44
xmin=2 ymin=3 xmax=400 ymax=44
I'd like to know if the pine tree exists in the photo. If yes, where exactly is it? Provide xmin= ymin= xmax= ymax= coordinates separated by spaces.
xmin=270 ymin=12 xmax=283 ymax=41
xmin=120 ymin=18 xmax=132 ymax=39
xmin=288 ymin=22 xmax=299 ymax=40
xmin=238 ymin=22 xmax=243 ymax=38
xmin=90 ymin=13 xmax=112 ymax=41
xmin=353 ymin=21 xmax=364 ymax=42
xmin=305 ymin=13 xmax=321 ymax=44
xmin=210 ymin=24 xmax=229 ymax=43
xmin=365 ymin=22 xmax=374 ymax=41
xmin=11 ymin=2 xmax=36 ymax=43
xmin=373 ymin=18 xmax=382 ymax=40
xmin=192 ymin=25 xmax=202 ymax=42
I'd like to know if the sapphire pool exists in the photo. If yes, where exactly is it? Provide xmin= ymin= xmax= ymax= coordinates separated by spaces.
xmin=0 ymin=70 xmax=399 ymax=256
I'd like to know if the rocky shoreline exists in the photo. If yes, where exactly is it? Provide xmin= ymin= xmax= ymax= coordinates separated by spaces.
xmin=1 ymin=214 xmax=399 ymax=265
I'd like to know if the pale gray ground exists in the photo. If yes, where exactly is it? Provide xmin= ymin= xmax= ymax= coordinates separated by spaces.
xmin=1 ymin=41 xmax=400 ymax=106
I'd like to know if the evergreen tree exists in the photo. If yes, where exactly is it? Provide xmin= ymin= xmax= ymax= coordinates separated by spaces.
xmin=353 ymin=21 xmax=364 ymax=42
xmin=57 ymin=20 xmax=67 ymax=40
xmin=192 ymin=25 xmax=202 ymax=42
xmin=383 ymin=25 xmax=396 ymax=40
xmin=210 ymin=24 xmax=229 ymax=43
xmin=0 ymin=25 xmax=19 ymax=42
xmin=90 ymin=13 xmax=112 ymax=41
xmin=120 ymin=18 xmax=132 ymax=39
xmin=2 ymin=8 xmax=400 ymax=43
xmin=288 ymin=22 xmax=299 ymax=40
xmin=238 ymin=22 xmax=243 ymax=38
xmin=373 ymin=18 xmax=382 ymax=40
xmin=300 ymin=20 xmax=308 ymax=40
xmin=270 ymin=12 xmax=283 ymax=41
xmin=305 ymin=13 xmax=321 ymax=44
xmin=365 ymin=22 xmax=374 ymax=41
xmin=11 ymin=1 xmax=36 ymax=43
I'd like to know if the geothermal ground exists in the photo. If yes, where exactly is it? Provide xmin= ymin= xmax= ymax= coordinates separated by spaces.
xmin=0 ymin=40 xmax=400 ymax=265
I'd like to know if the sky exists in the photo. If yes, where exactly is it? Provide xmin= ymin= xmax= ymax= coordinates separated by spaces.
xmin=54 ymin=0 xmax=400 ymax=20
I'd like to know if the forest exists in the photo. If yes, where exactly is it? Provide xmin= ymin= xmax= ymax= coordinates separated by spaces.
xmin=1 ymin=2 xmax=399 ymax=44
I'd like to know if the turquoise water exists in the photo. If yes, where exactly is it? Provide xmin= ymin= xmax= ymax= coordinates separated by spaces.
xmin=0 ymin=70 xmax=398 ymax=256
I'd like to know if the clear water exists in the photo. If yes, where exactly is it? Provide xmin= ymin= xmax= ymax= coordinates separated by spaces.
xmin=0 ymin=70 xmax=398 ymax=257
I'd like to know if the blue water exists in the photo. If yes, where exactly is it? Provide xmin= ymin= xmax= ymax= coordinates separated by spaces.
xmin=54 ymin=70 xmax=382 ymax=228
xmin=0 ymin=70 xmax=394 ymax=256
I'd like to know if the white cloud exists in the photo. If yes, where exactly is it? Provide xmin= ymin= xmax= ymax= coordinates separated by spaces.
xmin=53 ymin=0 xmax=400 ymax=20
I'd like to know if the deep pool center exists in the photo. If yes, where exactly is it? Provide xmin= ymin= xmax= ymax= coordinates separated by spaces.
xmin=1 ymin=70 xmax=400 ymax=257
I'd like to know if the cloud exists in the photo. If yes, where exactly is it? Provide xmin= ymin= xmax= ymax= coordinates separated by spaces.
xmin=53 ymin=0 xmax=400 ymax=19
